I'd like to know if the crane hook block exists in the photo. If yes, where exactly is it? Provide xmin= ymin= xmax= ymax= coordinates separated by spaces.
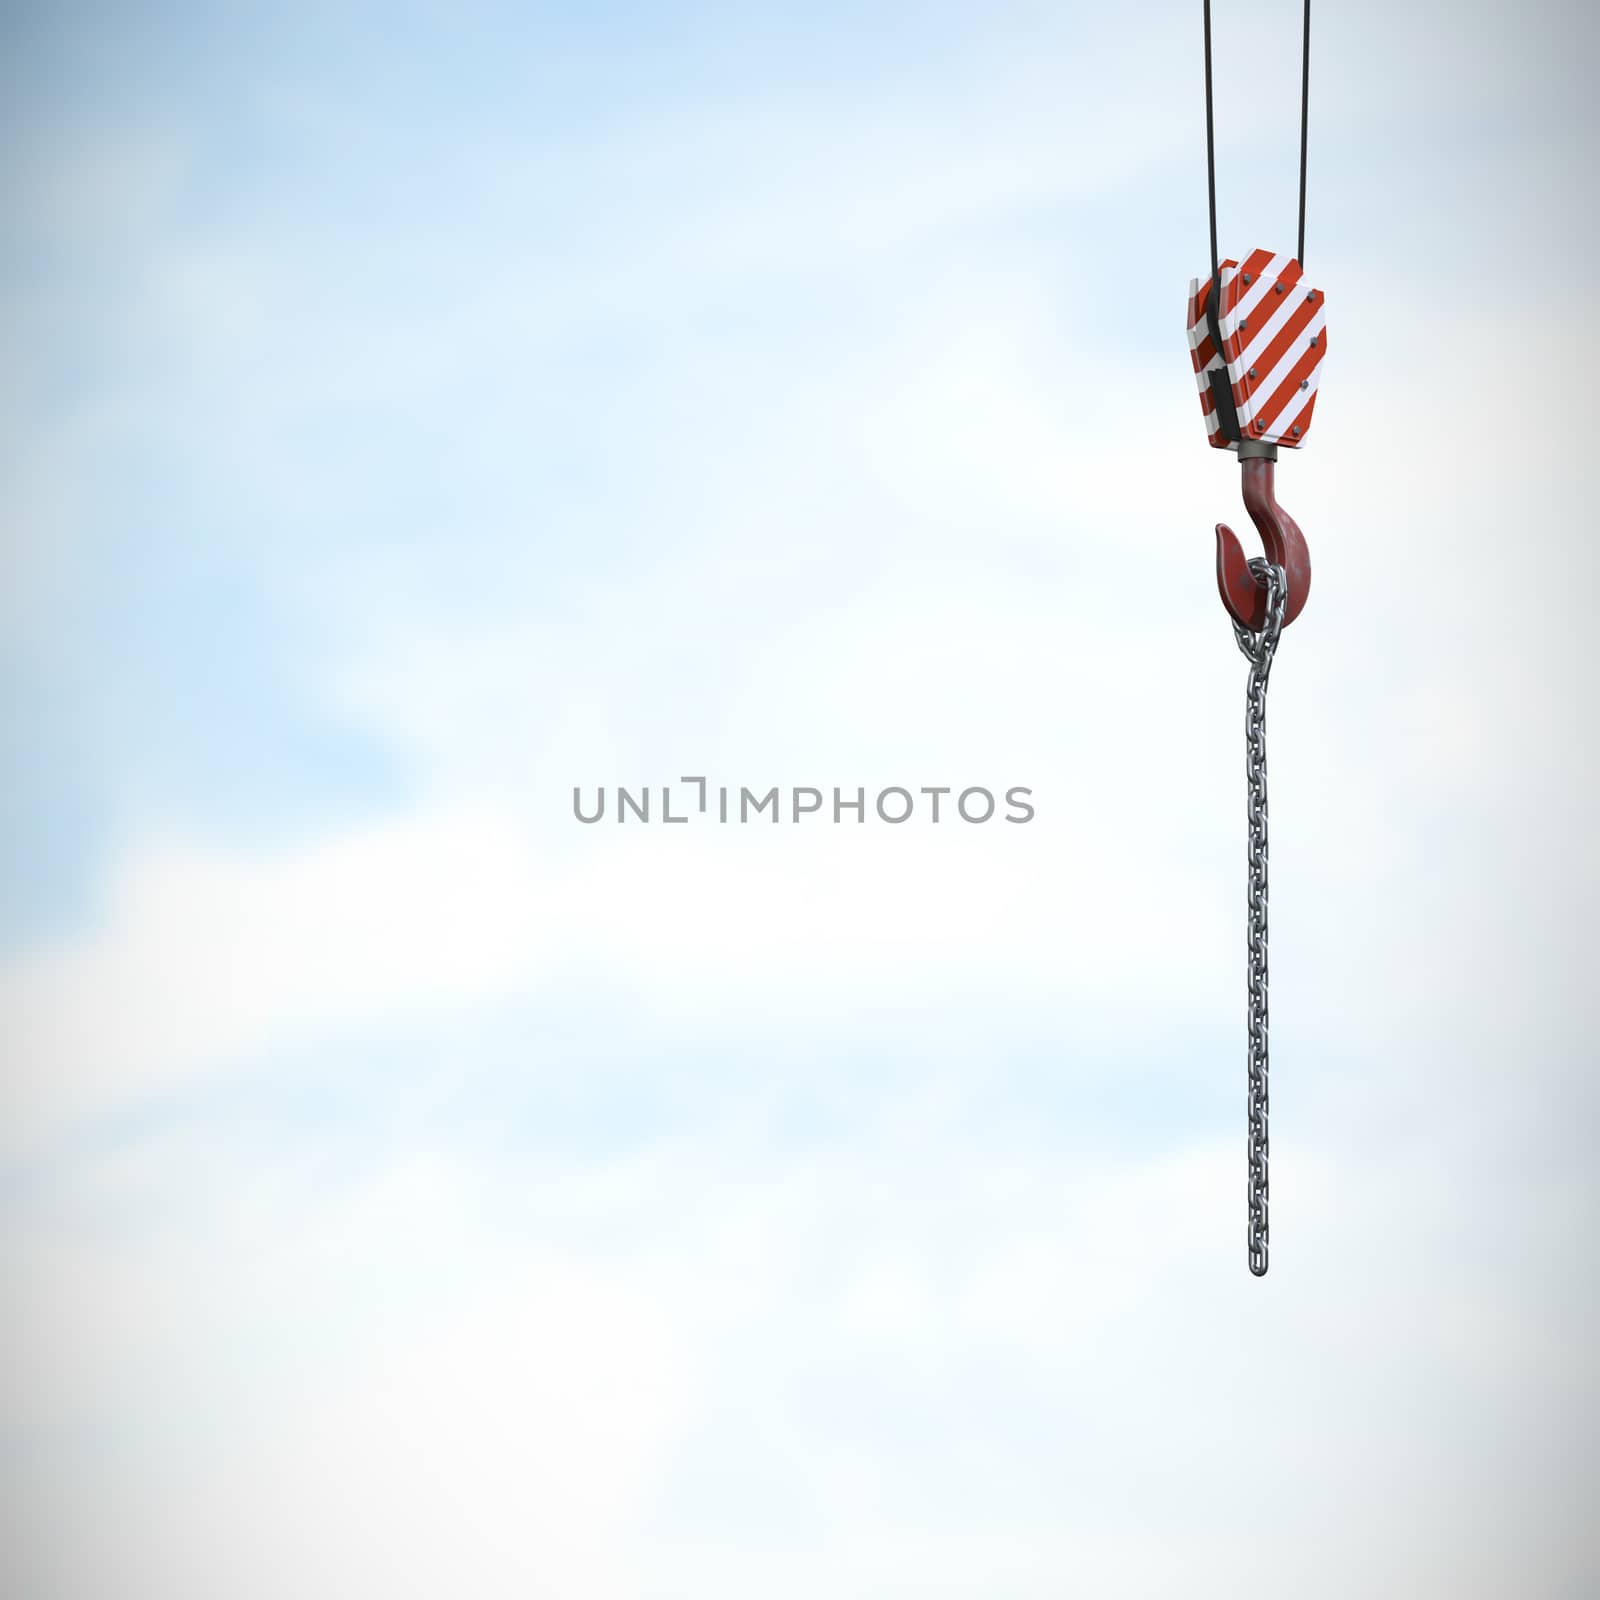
xmin=1186 ymin=248 xmax=1326 ymax=451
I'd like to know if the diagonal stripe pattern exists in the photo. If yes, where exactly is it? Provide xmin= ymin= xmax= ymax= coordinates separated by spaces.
xmin=1187 ymin=246 xmax=1326 ymax=449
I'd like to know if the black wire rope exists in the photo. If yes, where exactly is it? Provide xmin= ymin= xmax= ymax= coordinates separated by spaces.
xmin=1297 ymin=0 xmax=1310 ymax=263
xmin=1204 ymin=0 xmax=1220 ymax=287
xmin=1203 ymin=0 xmax=1312 ymax=274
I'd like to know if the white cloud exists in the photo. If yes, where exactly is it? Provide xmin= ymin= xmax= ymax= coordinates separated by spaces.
xmin=6 ymin=1115 xmax=1590 ymax=1598
xmin=0 ymin=811 xmax=548 ymax=1145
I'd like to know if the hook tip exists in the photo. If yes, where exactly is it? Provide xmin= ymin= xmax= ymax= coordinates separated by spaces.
xmin=1215 ymin=521 xmax=1266 ymax=630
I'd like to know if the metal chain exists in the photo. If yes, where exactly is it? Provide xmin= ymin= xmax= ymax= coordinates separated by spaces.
xmin=1231 ymin=558 xmax=1286 ymax=1277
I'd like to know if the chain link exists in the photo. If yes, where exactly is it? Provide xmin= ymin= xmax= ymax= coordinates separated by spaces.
xmin=1231 ymin=558 xmax=1287 ymax=1277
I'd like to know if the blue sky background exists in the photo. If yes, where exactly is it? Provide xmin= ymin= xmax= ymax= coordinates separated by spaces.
xmin=3 ymin=2 xmax=1596 ymax=1595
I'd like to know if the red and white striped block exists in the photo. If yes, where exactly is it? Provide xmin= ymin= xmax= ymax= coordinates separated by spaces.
xmin=1187 ymin=247 xmax=1326 ymax=449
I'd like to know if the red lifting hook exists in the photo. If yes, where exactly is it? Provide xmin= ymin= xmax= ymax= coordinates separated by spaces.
xmin=1214 ymin=448 xmax=1312 ymax=631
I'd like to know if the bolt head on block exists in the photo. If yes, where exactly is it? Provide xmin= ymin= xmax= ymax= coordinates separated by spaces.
xmin=1186 ymin=248 xmax=1326 ymax=450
